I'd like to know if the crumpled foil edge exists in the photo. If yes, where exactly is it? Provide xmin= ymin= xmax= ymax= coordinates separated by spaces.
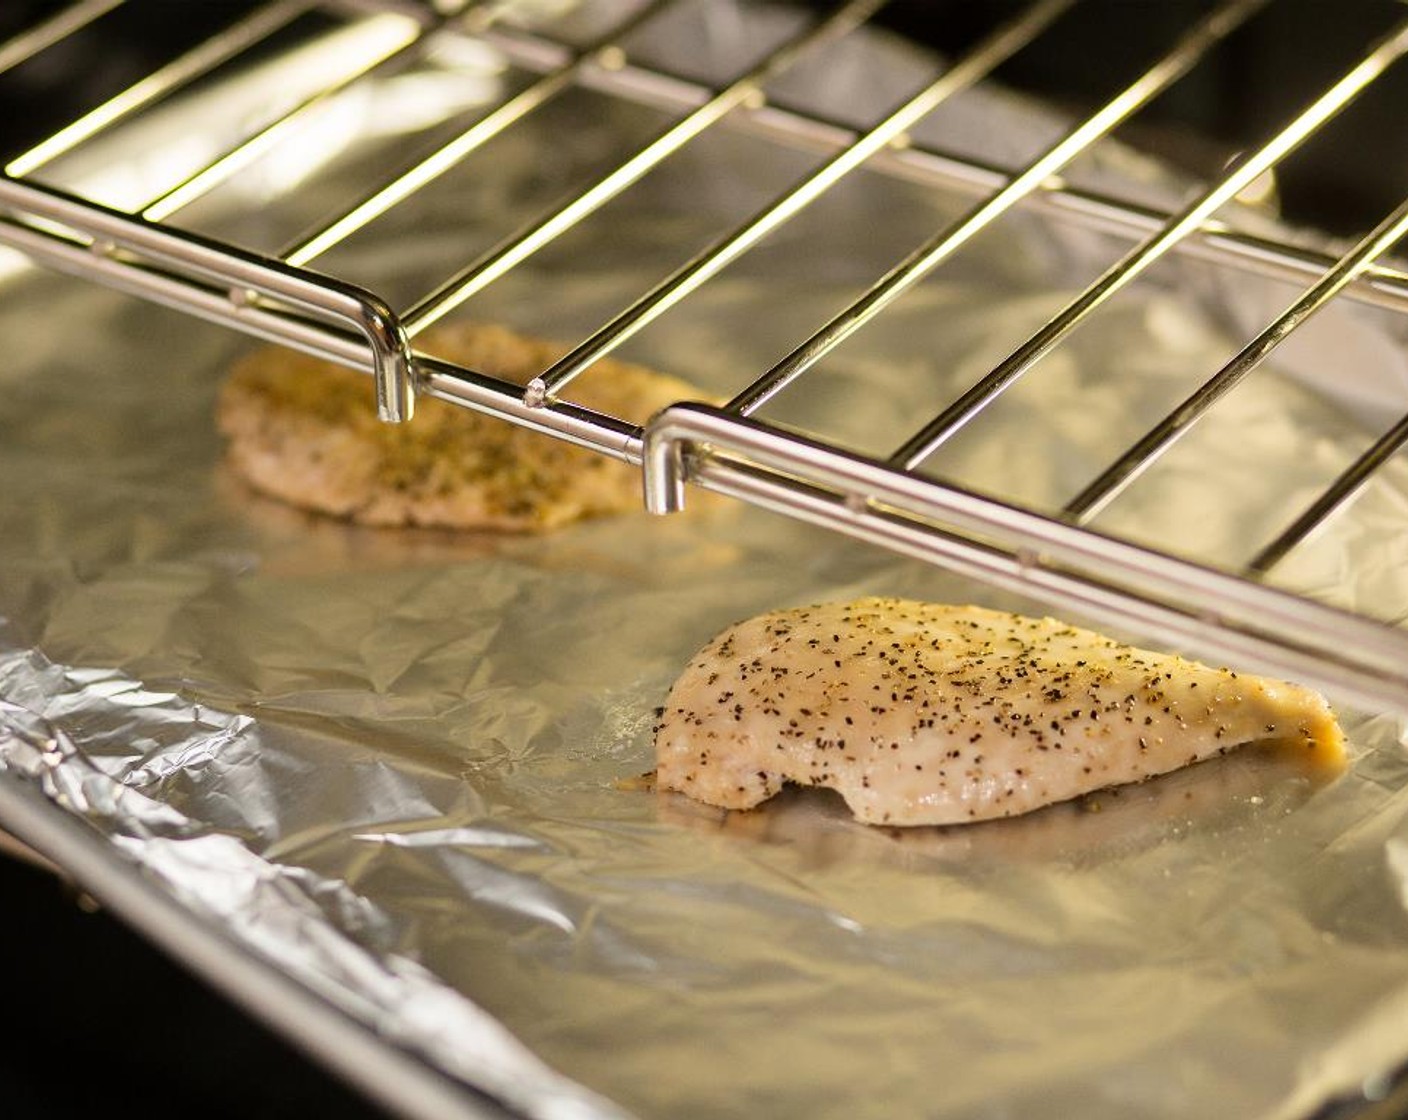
xmin=0 ymin=645 xmax=631 ymax=1120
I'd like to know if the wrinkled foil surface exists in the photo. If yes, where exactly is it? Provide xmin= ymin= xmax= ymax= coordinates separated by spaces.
xmin=4 ymin=3 xmax=1408 ymax=1118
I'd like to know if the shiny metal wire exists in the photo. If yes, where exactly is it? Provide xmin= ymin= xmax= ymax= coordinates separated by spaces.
xmin=399 ymin=0 xmax=888 ymax=336
xmin=473 ymin=12 xmax=1408 ymax=317
xmin=0 ymin=0 xmax=1406 ymax=709
xmin=5 ymin=0 xmax=316 ymax=179
xmin=0 ymin=0 xmax=122 ymax=78
xmin=532 ymin=0 xmax=1079 ymax=406
xmin=726 ymin=0 xmax=1263 ymax=418
xmin=281 ymin=0 xmax=681 ymax=267
xmin=889 ymin=16 xmax=1408 ymax=469
xmin=140 ymin=14 xmax=430 ymax=223
xmin=1064 ymin=195 xmax=1408 ymax=523
xmin=1248 ymin=407 xmax=1408 ymax=577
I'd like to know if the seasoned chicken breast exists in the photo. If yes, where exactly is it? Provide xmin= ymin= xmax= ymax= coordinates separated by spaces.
xmin=654 ymin=598 xmax=1345 ymax=826
xmin=217 ymin=322 xmax=700 ymax=532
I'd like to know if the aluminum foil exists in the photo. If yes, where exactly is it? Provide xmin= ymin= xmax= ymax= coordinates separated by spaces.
xmin=5 ymin=2 xmax=1408 ymax=1118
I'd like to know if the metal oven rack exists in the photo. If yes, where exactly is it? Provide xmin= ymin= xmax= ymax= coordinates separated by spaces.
xmin=2 ymin=0 xmax=1407 ymax=711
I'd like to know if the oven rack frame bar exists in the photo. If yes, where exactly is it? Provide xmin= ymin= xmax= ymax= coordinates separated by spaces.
xmin=0 ymin=0 xmax=1406 ymax=713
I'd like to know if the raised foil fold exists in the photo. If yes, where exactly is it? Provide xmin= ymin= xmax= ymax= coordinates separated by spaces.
xmin=0 ymin=650 xmax=626 ymax=1120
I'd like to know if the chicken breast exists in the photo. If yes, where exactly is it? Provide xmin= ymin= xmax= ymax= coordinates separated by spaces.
xmin=654 ymin=597 xmax=1345 ymax=826
xmin=217 ymin=321 xmax=700 ymax=532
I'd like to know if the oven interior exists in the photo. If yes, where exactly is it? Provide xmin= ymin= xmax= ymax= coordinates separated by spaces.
xmin=1 ymin=0 xmax=1405 ymax=707
xmin=2 ymin=3 xmax=1408 ymax=1119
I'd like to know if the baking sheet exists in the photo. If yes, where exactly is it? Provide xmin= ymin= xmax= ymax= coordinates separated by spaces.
xmin=5 ymin=2 xmax=1408 ymax=1118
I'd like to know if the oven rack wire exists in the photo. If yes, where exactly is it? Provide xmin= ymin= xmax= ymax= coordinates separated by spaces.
xmin=1 ymin=0 xmax=1407 ymax=712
